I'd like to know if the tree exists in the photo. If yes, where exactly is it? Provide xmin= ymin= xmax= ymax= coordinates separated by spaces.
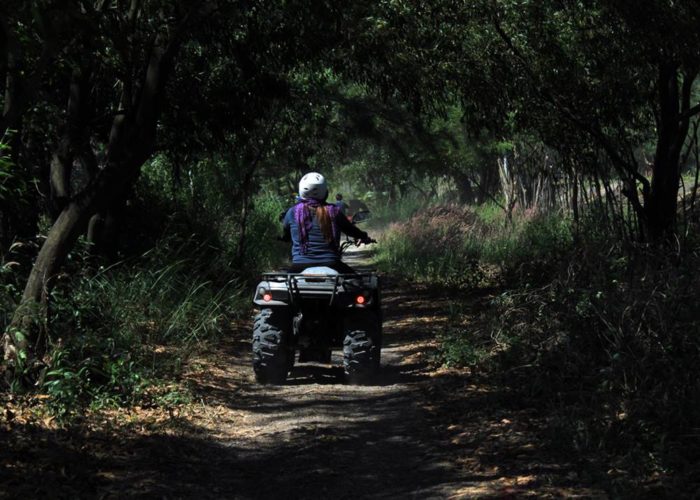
xmin=466 ymin=0 xmax=700 ymax=240
xmin=2 ymin=1 xmax=206 ymax=369
xmin=0 ymin=0 xmax=378 ymax=372
xmin=330 ymin=0 xmax=700 ymax=239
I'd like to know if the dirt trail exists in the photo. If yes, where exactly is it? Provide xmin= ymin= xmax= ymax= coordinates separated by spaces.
xmin=1 ymin=249 xmax=607 ymax=499
xmin=169 ymin=248 xmax=605 ymax=499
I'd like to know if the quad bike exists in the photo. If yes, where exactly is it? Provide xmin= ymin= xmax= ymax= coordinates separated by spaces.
xmin=251 ymin=235 xmax=381 ymax=385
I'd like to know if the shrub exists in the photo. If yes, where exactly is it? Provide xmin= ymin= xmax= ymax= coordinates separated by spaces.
xmin=42 ymin=235 xmax=246 ymax=419
xmin=366 ymin=192 xmax=425 ymax=227
xmin=480 ymin=212 xmax=574 ymax=278
xmin=376 ymin=204 xmax=486 ymax=287
xmin=377 ymin=203 xmax=574 ymax=289
xmin=238 ymin=190 xmax=289 ymax=275
xmin=417 ymin=201 xmax=700 ymax=472
xmin=445 ymin=222 xmax=700 ymax=471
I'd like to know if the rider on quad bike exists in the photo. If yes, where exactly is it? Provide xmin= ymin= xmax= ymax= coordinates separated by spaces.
xmin=282 ymin=173 xmax=374 ymax=273
xmin=252 ymin=172 xmax=381 ymax=384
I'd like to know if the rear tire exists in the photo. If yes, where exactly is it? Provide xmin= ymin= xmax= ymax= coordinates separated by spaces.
xmin=253 ymin=308 xmax=292 ymax=384
xmin=343 ymin=311 xmax=381 ymax=384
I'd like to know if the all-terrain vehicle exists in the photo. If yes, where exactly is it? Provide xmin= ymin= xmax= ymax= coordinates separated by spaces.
xmin=252 ymin=234 xmax=381 ymax=385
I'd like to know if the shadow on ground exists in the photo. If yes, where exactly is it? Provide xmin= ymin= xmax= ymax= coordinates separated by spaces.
xmin=0 ymin=281 xmax=610 ymax=499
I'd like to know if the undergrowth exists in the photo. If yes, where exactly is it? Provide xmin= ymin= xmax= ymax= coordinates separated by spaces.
xmin=380 ymin=201 xmax=700 ymax=488
xmin=0 ymin=161 xmax=289 ymax=420
xmin=376 ymin=202 xmax=570 ymax=287
xmin=42 ymin=234 xmax=246 ymax=419
xmin=375 ymin=204 xmax=487 ymax=288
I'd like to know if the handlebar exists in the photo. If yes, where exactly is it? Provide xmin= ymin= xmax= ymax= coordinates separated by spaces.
xmin=340 ymin=236 xmax=377 ymax=253
xmin=357 ymin=237 xmax=377 ymax=246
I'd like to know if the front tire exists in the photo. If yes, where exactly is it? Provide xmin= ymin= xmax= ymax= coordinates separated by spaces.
xmin=253 ymin=308 xmax=292 ymax=384
xmin=343 ymin=311 xmax=381 ymax=384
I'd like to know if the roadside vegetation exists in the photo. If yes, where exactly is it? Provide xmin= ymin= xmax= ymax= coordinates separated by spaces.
xmin=376 ymin=191 xmax=700 ymax=489
xmin=1 ymin=153 xmax=291 ymax=419
xmin=2 ymin=1 xmax=700 ymax=495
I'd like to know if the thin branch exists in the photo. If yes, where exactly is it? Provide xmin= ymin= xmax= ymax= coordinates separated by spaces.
xmin=679 ymin=102 xmax=700 ymax=121
xmin=467 ymin=173 xmax=506 ymax=212
xmin=491 ymin=16 xmax=651 ymax=204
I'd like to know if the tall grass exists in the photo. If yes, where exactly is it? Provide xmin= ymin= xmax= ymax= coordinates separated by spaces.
xmin=477 ymin=231 xmax=700 ymax=481
xmin=43 ymin=235 xmax=246 ymax=418
xmin=376 ymin=204 xmax=486 ymax=287
xmin=380 ymin=199 xmax=700 ymax=482
xmin=1 ymin=155 xmax=291 ymax=418
xmin=39 ymin=168 xmax=295 ymax=418
xmin=237 ymin=190 xmax=289 ymax=275
xmin=365 ymin=192 xmax=427 ymax=228
xmin=376 ymin=202 xmax=573 ymax=287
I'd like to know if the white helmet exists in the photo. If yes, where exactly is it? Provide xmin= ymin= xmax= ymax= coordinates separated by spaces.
xmin=298 ymin=172 xmax=328 ymax=201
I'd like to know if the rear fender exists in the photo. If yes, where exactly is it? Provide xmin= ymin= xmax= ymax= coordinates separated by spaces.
xmin=253 ymin=279 xmax=291 ymax=306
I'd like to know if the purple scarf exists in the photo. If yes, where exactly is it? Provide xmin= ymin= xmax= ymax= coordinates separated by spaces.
xmin=294 ymin=199 xmax=340 ymax=254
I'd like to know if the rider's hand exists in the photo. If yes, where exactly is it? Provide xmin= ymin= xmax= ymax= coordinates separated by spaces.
xmin=360 ymin=236 xmax=376 ymax=245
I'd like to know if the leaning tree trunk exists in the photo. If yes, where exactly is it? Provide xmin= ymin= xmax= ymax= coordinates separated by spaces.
xmin=2 ymin=200 xmax=92 ymax=366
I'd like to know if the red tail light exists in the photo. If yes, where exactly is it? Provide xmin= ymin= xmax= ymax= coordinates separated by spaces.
xmin=355 ymin=295 xmax=366 ymax=305
xmin=263 ymin=293 xmax=272 ymax=302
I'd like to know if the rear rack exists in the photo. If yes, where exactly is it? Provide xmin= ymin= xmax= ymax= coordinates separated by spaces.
xmin=259 ymin=272 xmax=378 ymax=306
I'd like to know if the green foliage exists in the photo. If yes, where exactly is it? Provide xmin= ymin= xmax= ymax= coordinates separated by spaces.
xmin=366 ymin=192 xmax=424 ymax=227
xmin=240 ymin=190 xmax=289 ymax=274
xmin=139 ymin=155 xmax=289 ymax=277
xmin=376 ymin=204 xmax=486 ymax=288
xmin=0 ymin=140 xmax=28 ymax=205
xmin=438 ymin=302 xmax=491 ymax=368
xmin=428 ymin=205 xmax=700 ymax=476
xmin=421 ymin=211 xmax=577 ymax=371
xmin=481 ymin=238 xmax=700 ymax=462
xmin=42 ymin=235 xmax=245 ymax=419
xmin=0 ymin=258 xmax=22 ymax=331
xmin=482 ymin=212 xmax=574 ymax=279
xmin=377 ymin=202 xmax=574 ymax=288
xmin=471 ymin=202 xmax=503 ymax=225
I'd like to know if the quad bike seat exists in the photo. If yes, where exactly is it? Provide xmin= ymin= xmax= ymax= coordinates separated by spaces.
xmin=300 ymin=266 xmax=339 ymax=275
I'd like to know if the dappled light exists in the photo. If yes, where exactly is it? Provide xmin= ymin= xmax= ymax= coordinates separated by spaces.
xmin=2 ymin=1 xmax=700 ymax=497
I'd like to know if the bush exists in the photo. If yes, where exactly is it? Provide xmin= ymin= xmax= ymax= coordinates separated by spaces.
xmin=366 ymin=192 xmax=425 ymax=227
xmin=42 ymin=235 xmax=246 ymax=419
xmin=394 ymin=200 xmax=700 ymax=474
xmin=377 ymin=203 xmax=574 ymax=289
xmin=480 ymin=212 xmax=574 ymax=278
xmin=439 ymin=213 xmax=700 ymax=474
xmin=376 ymin=204 xmax=486 ymax=287
xmin=437 ymin=302 xmax=492 ymax=368
xmin=238 ymin=190 xmax=289 ymax=275
xmin=2 ymin=152 xmax=289 ymax=418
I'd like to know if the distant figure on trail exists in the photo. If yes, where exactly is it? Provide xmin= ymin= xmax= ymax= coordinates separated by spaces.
xmin=335 ymin=193 xmax=349 ymax=214
xmin=281 ymin=173 xmax=373 ymax=274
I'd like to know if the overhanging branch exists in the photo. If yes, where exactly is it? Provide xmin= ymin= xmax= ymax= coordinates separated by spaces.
xmin=679 ymin=102 xmax=700 ymax=121
xmin=491 ymin=16 xmax=651 ymax=203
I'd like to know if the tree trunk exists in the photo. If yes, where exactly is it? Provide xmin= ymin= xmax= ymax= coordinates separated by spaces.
xmin=3 ymin=201 xmax=89 ymax=365
xmin=453 ymin=171 xmax=476 ymax=204
xmin=498 ymin=154 xmax=517 ymax=222
xmin=644 ymin=64 xmax=695 ymax=241
xmin=87 ymin=204 xmax=123 ymax=260
xmin=2 ymin=26 xmax=184 ymax=372
xmin=49 ymin=136 xmax=73 ymax=216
